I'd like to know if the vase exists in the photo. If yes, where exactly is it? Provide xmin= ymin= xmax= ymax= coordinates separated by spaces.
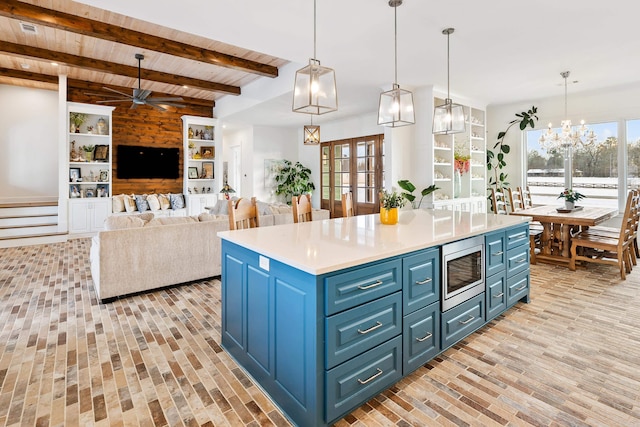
xmin=380 ymin=207 xmax=398 ymax=225
xmin=564 ymin=200 xmax=575 ymax=210
xmin=454 ymin=169 xmax=462 ymax=198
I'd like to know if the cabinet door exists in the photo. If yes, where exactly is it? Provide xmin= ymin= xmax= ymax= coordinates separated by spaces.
xmin=485 ymin=272 xmax=507 ymax=321
xmin=403 ymin=302 xmax=439 ymax=374
xmin=485 ymin=230 xmax=506 ymax=277
xmin=403 ymin=248 xmax=439 ymax=315
xmin=69 ymin=201 xmax=90 ymax=234
xmin=91 ymin=199 xmax=110 ymax=232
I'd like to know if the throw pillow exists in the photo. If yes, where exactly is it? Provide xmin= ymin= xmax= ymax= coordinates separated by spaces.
xmin=158 ymin=194 xmax=171 ymax=210
xmin=169 ymin=193 xmax=185 ymax=210
xmin=134 ymin=194 xmax=150 ymax=212
xmin=112 ymin=194 xmax=126 ymax=213
xmin=136 ymin=212 xmax=155 ymax=223
xmin=146 ymin=194 xmax=160 ymax=211
xmin=256 ymin=200 xmax=272 ymax=216
xmin=198 ymin=212 xmax=223 ymax=222
xmin=146 ymin=216 xmax=198 ymax=227
xmin=211 ymin=199 xmax=229 ymax=216
xmin=123 ymin=194 xmax=137 ymax=213
xmin=104 ymin=215 xmax=145 ymax=230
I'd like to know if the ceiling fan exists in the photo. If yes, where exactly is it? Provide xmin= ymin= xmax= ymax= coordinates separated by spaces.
xmin=86 ymin=53 xmax=185 ymax=111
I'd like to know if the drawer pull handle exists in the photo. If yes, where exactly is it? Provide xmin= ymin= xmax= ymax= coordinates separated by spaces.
xmin=493 ymin=292 xmax=504 ymax=298
xmin=358 ymin=321 xmax=383 ymax=335
xmin=357 ymin=368 xmax=383 ymax=385
xmin=358 ymin=280 xmax=383 ymax=290
xmin=415 ymin=277 xmax=432 ymax=285
xmin=492 ymin=251 xmax=504 ymax=256
xmin=515 ymin=285 xmax=527 ymax=291
xmin=515 ymin=258 xmax=527 ymax=264
xmin=459 ymin=315 xmax=475 ymax=325
xmin=416 ymin=332 xmax=433 ymax=342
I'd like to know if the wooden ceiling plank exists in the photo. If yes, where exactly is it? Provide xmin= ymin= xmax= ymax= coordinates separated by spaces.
xmin=0 ymin=66 xmax=58 ymax=84
xmin=0 ymin=41 xmax=241 ymax=95
xmin=0 ymin=0 xmax=278 ymax=78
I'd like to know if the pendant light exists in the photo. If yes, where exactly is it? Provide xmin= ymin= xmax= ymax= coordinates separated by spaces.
xmin=303 ymin=116 xmax=321 ymax=145
xmin=293 ymin=0 xmax=337 ymax=115
xmin=378 ymin=0 xmax=415 ymax=127
xmin=433 ymin=28 xmax=465 ymax=134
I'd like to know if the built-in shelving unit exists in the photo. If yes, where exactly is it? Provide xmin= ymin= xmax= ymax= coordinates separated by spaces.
xmin=432 ymin=97 xmax=486 ymax=213
xmin=66 ymin=102 xmax=114 ymax=234
xmin=182 ymin=115 xmax=218 ymax=215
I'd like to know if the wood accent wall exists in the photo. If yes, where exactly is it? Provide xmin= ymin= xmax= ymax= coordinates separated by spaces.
xmin=68 ymin=88 xmax=213 ymax=195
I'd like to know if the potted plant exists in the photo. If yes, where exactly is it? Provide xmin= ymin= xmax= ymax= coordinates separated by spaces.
xmin=558 ymin=188 xmax=585 ymax=210
xmin=81 ymin=145 xmax=95 ymax=162
xmin=379 ymin=189 xmax=406 ymax=225
xmin=69 ymin=112 xmax=87 ymax=133
xmin=274 ymin=160 xmax=315 ymax=205
xmin=397 ymin=180 xmax=439 ymax=209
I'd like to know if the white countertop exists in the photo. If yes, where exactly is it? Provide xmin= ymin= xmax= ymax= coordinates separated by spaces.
xmin=218 ymin=209 xmax=530 ymax=275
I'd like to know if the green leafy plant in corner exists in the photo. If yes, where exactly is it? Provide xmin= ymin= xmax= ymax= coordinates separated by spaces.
xmin=397 ymin=180 xmax=439 ymax=209
xmin=69 ymin=112 xmax=87 ymax=127
xmin=274 ymin=160 xmax=316 ymax=205
xmin=487 ymin=106 xmax=539 ymax=199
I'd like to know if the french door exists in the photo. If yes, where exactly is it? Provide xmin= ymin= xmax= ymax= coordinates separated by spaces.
xmin=320 ymin=134 xmax=384 ymax=217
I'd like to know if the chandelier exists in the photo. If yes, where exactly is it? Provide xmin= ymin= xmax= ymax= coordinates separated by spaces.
xmin=377 ymin=0 xmax=415 ymax=127
xmin=292 ymin=0 xmax=337 ymax=115
xmin=539 ymin=71 xmax=596 ymax=155
xmin=433 ymin=28 xmax=465 ymax=135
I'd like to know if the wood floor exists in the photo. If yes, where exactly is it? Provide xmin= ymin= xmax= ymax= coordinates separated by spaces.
xmin=0 ymin=239 xmax=639 ymax=427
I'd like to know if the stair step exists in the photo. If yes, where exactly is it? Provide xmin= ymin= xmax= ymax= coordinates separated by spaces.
xmin=0 ymin=225 xmax=61 ymax=239
xmin=0 ymin=233 xmax=68 ymax=249
xmin=0 ymin=216 xmax=58 ymax=228
xmin=0 ymin=205 xmax=58 ymax=218
xmin=0 ymin=201 xmax=58 ymax=209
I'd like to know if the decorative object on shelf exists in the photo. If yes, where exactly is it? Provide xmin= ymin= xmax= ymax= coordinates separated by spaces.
xmin=69 ymin=168 xmax=81 ymax=182
xmin=454 ymin=152 xmax=470 ymax=175
xmin=188 ymin=167 xmax=198 ymax=179
xmin=96 ymin=184 xmax=108 ymax=197
xmin=379 ymin=189 xmax=406 ymax=225
xmin=85 ymin=188 xmax=95 ymax=198
xmin=397 ymin=180 xmax=439 ymax=209
xmin=204 ymin=126 xmax=213 ymax=140
xmin=94 ymin=145 xmax=109 ymax=162
xmin=303 ymin=116 xmax=320 ymax=145
xmin=487 ymin=106 xmax=539 ymax=205
xmin=539 ymin=71 xmax=597 ymax=158
xmin=558 ymin=188 xmax=585 ymax=210
xmin=201 ymin=146 xmax=214 ymax=159
xmin=69 ymin=112 xmax=87 ymax=133
xmin=69 ymin=140 xmax=81 ymax=162
xmin=86 ymin=125 xmax=94 ymax=134
xmin=433 ymin=28 xmax=464 ymax=135
xmin=99 ymin=170 xmax=108 ymax=182
xmin=70 ymin=185 xmax=80 ymax=198
xmin=378 ymin=0 xmax=414 ymax=127
xmin=188 ymin=127 xmax=194 ymax=139
xmin=188 ymin=141 xmax=196 ymax=158
xmin=292 ymin=0 xmax=337 ymax=115
xmin=80 ymin=145 xmax=94 ymax=162
xmin=220 ymin=183 xmax=236 ymax=200
xmin=274 ymin=160 xmax=316 ymax=205
xmin=202 ymin=162 xmax=214 ymax=179
xmin=97 ymin=117 xmax=107 ymax=135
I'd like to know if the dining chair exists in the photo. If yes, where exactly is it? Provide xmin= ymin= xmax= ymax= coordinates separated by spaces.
xmin=569 ymin=190 xmax=636 ymax=279
xmin=519 ymin=186 xmax=534 ymax=208
xmin=490 ymin=188 xmax=508 ymax=215
xmin=505 ymin=187 xmax=543 ymax=264
xmin=341 ymin=192 xmax=354 ymax=217
xmin=228 ymin=197 xmax=261 ymax=230
xmin=507 ymin=187 xmax=524 ymax=213
xmin=292 ymin=194 xmax=313 ymax=223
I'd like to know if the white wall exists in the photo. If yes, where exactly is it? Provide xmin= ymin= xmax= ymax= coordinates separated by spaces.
xmin=0 ymin=84 xmax=58 ymax=203
xmin=253 ymin=126 xmax=298 ymax=202
xmin=487 ymin=81 xmax=640 ymax=191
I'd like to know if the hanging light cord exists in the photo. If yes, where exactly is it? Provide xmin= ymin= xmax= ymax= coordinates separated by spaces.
xmin=313 ymin=0 xmax=317 ymax=60
xmin=394 ymin=4 xmax=398 ymax=85
xmin=446 ymin=31 xmax=450 ymax=99
xmin=564 ymin=72 xmax=568 ymax=118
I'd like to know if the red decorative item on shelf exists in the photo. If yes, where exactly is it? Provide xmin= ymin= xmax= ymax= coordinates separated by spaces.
xmin=454 ymin=158 xmax=470 ymax=174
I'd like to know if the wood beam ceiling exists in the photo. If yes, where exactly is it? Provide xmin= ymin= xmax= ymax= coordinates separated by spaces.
xmin=1 ymin=41 xmax=240 ymax=95
xmin=0 ymin=0 xmax=278 ymax=78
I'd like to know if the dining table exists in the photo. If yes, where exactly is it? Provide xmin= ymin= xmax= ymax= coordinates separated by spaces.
xmin=509 ymin=204 xmax=619 ymax=264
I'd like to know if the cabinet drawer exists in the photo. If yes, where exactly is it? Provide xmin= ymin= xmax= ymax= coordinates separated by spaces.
xmin=325 ymin=336 xmax=402 ymax=424
xmin=507 ymin=270 xmax=530 ymax=307
xmin=403 ymin=302 xmax=439 ymax=375
xmin=441 ymin=294 xmax=485 ymax=349
xmin=403 ymin=248 xmax=440 ymax=315
xmin=485 ymin=272 xmax=507 ymax=321
xmin=326 ymin=292 xmax=402 ymax=369
xmin=506 ymin=245 xmax=529 ymax=277
xmin=325 ymin=259 xmax=402 ymax=315
xmin=506 ymin=224 xmax=529 ymax=250
xmin=485 ymin=230 xmax=506 ymax=277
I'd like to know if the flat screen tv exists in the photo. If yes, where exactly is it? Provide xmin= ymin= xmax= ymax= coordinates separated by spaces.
xmin=117 ymin=145 xmax=179 ymax=179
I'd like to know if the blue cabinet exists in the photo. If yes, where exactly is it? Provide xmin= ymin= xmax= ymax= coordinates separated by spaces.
xmin=402 ymin=248 xmax=440 ymax=314
xmin=441 ymin=293 xmax=485 ymax=349
xmin=403 ymin=302 xmax=439 ymax=374
xmin=485 ymin=271 xmax=507 ymax=321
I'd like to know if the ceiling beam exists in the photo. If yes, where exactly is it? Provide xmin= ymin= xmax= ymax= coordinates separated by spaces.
xmin=0 ymin=67 xmax=215 ymax=108
xmin=0 ymin=0 xmax=278 ymax=78
xmin=0 ymin=41 xmax=241 ymax=95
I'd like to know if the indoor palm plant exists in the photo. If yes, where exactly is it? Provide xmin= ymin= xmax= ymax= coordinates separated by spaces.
xmin=379 ymin=189 xmax=406 ymax=225
xmin=274 ymin=160 xmax=315 ymax=205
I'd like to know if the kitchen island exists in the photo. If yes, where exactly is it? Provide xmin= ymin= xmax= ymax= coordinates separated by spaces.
xmin=218 ymin=209 xmax=531 ymax=427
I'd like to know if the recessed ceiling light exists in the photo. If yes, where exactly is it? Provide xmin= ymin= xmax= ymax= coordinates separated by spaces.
xmin=51 ymin=62 xmax=58 ymax=67
xmin=183 ymin=85 xmax=189 ymax=89
xmin=20 ymin=63 xmax=30 ymax=69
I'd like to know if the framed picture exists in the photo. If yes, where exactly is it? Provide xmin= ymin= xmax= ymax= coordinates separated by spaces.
xmin=96 ymin=184 xmax=108 ymax=198
xmin=84 ymin=188 xmax=95 ymax=198
xmin=188 ymin=166 xmax=199 ymax=179
xmin=201 ymin=146 xmax=215 ymax=159
xmin=69 ymin=167 xmax=81 ymax=182
xmin=99 ymin=170 xmax=109 ymax=182
xmin=202 ymin=162 xmax=214 ymax=179
xmin=70 ymin=185 xmax=81 ymax=198
xmin=94 ymin=145 xmax=109 ymax=162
